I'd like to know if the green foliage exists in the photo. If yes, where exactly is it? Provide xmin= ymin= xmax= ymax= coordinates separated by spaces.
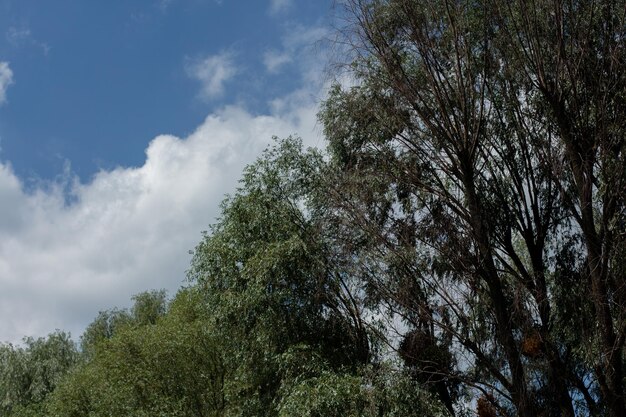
xmin=79 ymin=308 xmax=131 ymax=359
xmin=188 ymin=138 xmax=371 ymax=416
xmin=0 ymin=331 xmax=78 ymax=417
xmin=131 ymin=289 xmax=168 ymax=326
xmin=278 ymin=371 xmax=366 ymax=417
xmin=277 ymin=366 xmax=450 ymax=417
xmin=48 ymin=288 xmax=223 ymax=417
xmin=80 ymin=289 xmax=168 ymax=358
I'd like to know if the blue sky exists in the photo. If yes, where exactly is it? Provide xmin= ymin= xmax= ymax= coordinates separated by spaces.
xmin=0 ymin=0 xmax=338 ymax=343
xmin=0 ymin=0 xmax=331 ymax=180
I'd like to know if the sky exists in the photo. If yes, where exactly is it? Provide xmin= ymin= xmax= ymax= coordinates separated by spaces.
xmin=0 ymin=0 xmax=340 ymax=344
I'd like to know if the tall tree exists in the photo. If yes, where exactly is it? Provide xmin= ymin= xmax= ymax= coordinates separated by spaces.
xmin=320 ymin=0 xmax=626 ymax=415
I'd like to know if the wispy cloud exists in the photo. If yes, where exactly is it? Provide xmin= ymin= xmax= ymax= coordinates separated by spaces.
xmin=6 ymin=26 xmax=51 ymax=55
xmin=186 ymin=51 xmax=237 ymax=100
xmin=157 ymin=0 xmax=223 ymax=14
xmin=6 ymin=27 xmax=32 ymax=45
xmin=262 ymin=24 xmax=330 ymax=80
xmin=157 ymin=0 xmax=174 ymax=12
xmin=269 ymin=0 xmax=293 ymax=15
xmin=262 ymin=50 xmax=292 ymax=73
xmin=0 ymin=62 xmax=14 ymax=105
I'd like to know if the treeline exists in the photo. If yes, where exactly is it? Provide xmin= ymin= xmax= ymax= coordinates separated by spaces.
xmin=2 ymin=0 xmax=626 ymax=415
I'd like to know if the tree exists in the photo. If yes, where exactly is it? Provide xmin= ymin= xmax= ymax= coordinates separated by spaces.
xmin=0 ymin=331 xmax=78 ymax=417
xmin=188 ymin=138 xmax=374 ymax=416
xmin=319 ymin=0 xmax=626 ymax=415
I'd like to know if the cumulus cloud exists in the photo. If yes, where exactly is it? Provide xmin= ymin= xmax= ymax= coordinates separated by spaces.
xmin=0 ymin=93 xmax=321 ymax=344
xmin=0 ymin=19 xmax=334 ymax=345
xmin=186 ymin=51 xmax=237 ymax=100
xmin=0 ymin=62 xmax=14 ymax=105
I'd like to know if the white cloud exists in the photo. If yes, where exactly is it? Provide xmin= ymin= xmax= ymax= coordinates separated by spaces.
xmin=0 ymin=19 xmax=336 ymax=345
xmin=186 ymin=51 xmax=237 ymax=100
xmin=0 ymin=62 xmax=14 ymax=105
xmin=0 ymin=92 xmax=321 ymax=345
xmin=269 ymin=0 xmax=293 ymax=15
